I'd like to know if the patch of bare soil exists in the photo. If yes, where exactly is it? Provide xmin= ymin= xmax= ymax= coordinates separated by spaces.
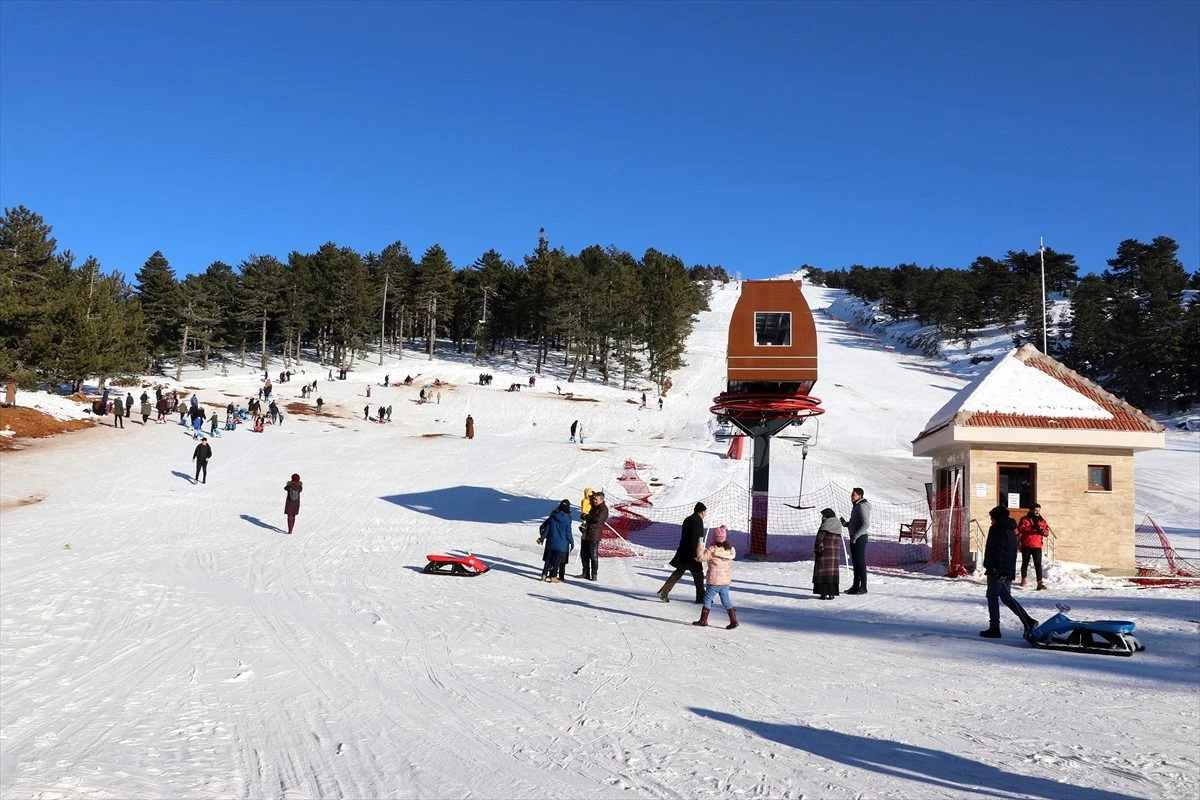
xmin=0 ymin=493 xmax=46 ymax=513
xmin=0 ymin=407 xmax=96 ymax=451
xmin=580 ymin=447 xmax=606 ymax=452
xmin=285 ymin=402 xmax=317 ymax=417
xmin=567 ymin=396 xmax=600 ymax=403
xmin=419 ymin=433 xmax=450 ymax=438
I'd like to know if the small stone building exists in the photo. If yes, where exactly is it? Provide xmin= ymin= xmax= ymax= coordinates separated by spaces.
xmin=912 ymin=345 xmax=1165 ymax=571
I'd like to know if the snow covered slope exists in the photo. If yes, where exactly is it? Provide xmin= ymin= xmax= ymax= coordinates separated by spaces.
xmin=1 ymin=281 xmax=1197 ymax=799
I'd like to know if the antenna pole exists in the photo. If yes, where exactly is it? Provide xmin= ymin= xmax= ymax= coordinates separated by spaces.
xmin=1040 ymin=237 xmax=1048 ymax=353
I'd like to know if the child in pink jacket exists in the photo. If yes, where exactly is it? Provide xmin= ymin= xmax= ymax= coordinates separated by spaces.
xmin=694 ymin=526 xmax=738 ymax=629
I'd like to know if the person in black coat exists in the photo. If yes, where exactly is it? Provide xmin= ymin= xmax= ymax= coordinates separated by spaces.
xmin=192 ymin=437 xmax=213 ymax=484
xmin=577 ymin=491 xmax=609 ymax=582
xmin=656 ymin=502 xmax=708 ymax=603
xmin=979 ymin=505 xmax=1037 ymax=639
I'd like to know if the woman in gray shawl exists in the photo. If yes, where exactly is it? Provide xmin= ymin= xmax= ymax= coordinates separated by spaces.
xmin=813 ymin=508 xmax=843 ymax=599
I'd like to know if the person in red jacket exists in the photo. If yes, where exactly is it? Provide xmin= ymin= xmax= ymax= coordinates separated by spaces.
xmin=1017 ymin=503 xmax=1050 ymax=590
xmin=284 ymin=474 xmax=302 ymax=534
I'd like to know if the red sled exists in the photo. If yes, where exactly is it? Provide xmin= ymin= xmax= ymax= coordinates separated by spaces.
xmin=423 ymin=553 xmax=491 ymax=577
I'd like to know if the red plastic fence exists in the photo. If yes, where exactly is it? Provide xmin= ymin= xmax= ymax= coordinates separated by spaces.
xmin=1135 ymin=513 xmax=1200 ymax=581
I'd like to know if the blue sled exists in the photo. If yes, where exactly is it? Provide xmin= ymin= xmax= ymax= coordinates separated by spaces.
xmin=1027 ymin=605 xmax=1144 ymax=657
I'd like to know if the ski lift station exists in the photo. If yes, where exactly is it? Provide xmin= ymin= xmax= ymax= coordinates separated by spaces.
xmin=912 ymin=345 xmax=1165 ymax=572
xmin=711 ymin=279 xmax=824 ymax=557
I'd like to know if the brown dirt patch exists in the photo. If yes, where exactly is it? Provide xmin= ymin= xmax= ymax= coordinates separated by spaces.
xmin=567 ymin=396 xmax=600 ymax=403
xmin=419 ymin=433 xmax=450 ymax=438
xmin=285 ymin=402 xmax=317 ymax=417
xmin=0 ymin=407 xmax=96 ymax=451
xmin=0 ymin=493 xmax=46 ymax=513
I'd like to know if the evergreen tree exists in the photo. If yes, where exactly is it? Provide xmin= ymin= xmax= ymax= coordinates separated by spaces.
xmin=238 ymin=254 xmax=286 ymax=370
xmin=641 ymin=248 xmax=696 ymax=388
xmin=0 ymin=206 xmax=61 ymax=379
xmin=1103 ymin=236 xmax=1190 ymax=408
xmin=1062 ymin=274 xmax=1112 ymax=379
xmin=413 ymin=244 xmax=455 ymax=359
xmin=134 ymin=251 xmax=181 ymax=369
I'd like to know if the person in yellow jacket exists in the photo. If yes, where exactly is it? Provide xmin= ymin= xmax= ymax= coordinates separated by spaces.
xmin=581 ymin=488 xmax=594 ymax=522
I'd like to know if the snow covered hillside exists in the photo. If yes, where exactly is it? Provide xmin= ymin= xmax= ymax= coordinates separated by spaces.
xmin=1 ymin=281 xmax=1197 ymax=799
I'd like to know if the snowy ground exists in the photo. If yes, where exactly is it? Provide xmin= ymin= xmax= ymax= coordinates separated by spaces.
xmin=1 ymin=282 xmax=1197 ymax=799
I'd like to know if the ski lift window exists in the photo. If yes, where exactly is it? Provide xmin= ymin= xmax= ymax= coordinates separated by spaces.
xmin=1086 ymin=465 xmax=1112 ymax=492
xmin=755 ymin=312 xmax=791 ymax=347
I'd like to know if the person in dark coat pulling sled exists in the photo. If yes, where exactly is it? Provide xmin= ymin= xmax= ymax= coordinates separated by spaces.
xmin=980 ymin=505 xmax=1038 ymax=639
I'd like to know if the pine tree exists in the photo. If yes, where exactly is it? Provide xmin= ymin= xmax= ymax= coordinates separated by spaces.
xmin=0 ymin=206 xmax=61 ymax=378
xmin=413 ymin=244 xmax=455 ymax=360
xmin=238 ymin=254 xmax=286 ymax=370
xmin=134 ymin=251 xmax=181 ymax=369
xmin=641 ymin=248 xmax=696 ymax=388
xmin=1103 ymin=237 xmax=1190 ymax=407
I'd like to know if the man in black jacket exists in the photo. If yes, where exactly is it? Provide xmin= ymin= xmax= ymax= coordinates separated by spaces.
xmin=192 ymin=437 xmax=213 ymax=484
xmin=980 ymin=505 xmax=1037 ymax=639
xmin=578 ymin=492 xmax=609 ymax=582
xmin=840 ymin=487 xmax=871 ymax=594
xmin=657 ymin=502 xmax=707 ymax=603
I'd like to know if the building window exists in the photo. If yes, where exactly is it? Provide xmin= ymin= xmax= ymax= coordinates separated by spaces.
xmin=1087 ymin=465 xmax=1112 ymax=492
xmin=754 ymin=312 xmax=791 ymax=346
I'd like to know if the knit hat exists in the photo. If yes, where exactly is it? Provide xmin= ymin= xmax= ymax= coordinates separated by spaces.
xmin=694 ymin=502 xmax=707 ymax=513
xmin=291 ymin=473 xmax=300 ymax=482
xmin=989 ymin=505 xmax=1010 ymax=520
xmin=821 ymin=507 xmax=836 ymax=519
xmin=712 ymin=526 xmax=727 ymax=543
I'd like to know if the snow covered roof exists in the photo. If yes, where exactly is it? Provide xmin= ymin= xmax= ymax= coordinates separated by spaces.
xmin=915 ymin=344 xmax=1164 ymax=443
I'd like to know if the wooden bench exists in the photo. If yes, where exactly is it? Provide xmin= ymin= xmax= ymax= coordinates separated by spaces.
xmin=899 ymin=519 xmax=929 ymax=544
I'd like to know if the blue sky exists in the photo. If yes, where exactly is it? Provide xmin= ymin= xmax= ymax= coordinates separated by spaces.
xmin=2 ymin=1 xmax=1197 ymax=280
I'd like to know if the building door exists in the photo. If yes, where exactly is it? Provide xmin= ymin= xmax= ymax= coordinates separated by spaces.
xmin=997 ymin=463 xmax=1036 ymax=518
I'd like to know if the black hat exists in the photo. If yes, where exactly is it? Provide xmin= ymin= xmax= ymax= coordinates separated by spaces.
xmin=821 ymin=507 xmax=836 ymax=519
xmin=989 ymin=505 xmax=1010 ymax=520
xmin=558 ymin=499 xmax=571 ymax=512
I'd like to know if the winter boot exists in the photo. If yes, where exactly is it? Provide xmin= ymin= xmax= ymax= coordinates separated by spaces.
xmin=726 ymin=609 xmax=739 ymax=630
xmin=692 ymin=608 xmax=710 ymax=627
xmin=1023 ymin=617 xmax=1039 ymax=638
xmin=1018 ymin=577 xmax=1027 ymax=587
xmin=978 ymin=624 xmax=1001 ymax=639
xmin=1036 ymin=581 xmax=1047 ymax=591
xmin=658 ymin=573 xmax=681 ymax=601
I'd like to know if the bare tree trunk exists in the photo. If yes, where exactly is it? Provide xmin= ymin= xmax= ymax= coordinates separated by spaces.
xmin=379 ymin=270 xmax=389 ymax=366
xmin=176 ymin=323 xmax=189 ymax=382
xmin=259 ymin=310 xmax=268 ymax=371
xmin=427 ymin=297 xmax=436 ymax=360
xmin=295 ymin=330 xmax=302 ymax=365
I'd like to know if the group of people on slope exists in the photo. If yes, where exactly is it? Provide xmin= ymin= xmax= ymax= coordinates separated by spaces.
xmin=536 ymin=488 xmax=608 ymax=582
xmin=647 ymin=488 xmax=1049 ymax=638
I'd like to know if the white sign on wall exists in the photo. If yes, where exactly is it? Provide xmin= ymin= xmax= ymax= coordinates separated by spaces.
xmin=976 ymin=484 xmax=987 ymax=497
xmin=1007 ymin=493 xmax=1021 ymax=508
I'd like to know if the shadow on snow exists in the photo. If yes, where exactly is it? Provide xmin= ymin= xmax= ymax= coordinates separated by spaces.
xmin=381 ymin=486 xmax=558 ymax=525
xmin=690 ymin=707 xmax=1144 ymax=800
